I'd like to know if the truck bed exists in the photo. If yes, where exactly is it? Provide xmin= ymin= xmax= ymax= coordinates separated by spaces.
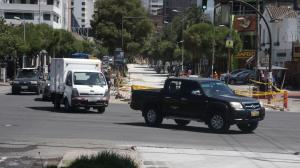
xmin=130 ymin=88 xmax=162 ymax=110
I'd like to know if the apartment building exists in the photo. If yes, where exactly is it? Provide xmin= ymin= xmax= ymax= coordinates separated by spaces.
xmin=0 ymin=0 xmax=70 ymax=29
xmin=70 ymin=0 xmax=95 ymax=28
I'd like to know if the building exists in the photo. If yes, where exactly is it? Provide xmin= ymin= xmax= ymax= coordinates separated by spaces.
xmin=260 ymin=5 xmax=298 ymax=67
xmin=70 ymin=0 xmax=95 ymax=28
xmin=0 ymin=0 xmax=70 ymax=30
xmin=163 ymin=0 xmax=199 ymax=22
xmin=141 ymin=0 xmax=163 ymax=15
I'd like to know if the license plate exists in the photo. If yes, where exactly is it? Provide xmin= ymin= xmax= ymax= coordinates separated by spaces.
xmin=21 ymin=86 xmax=28 ymax=89
xmin=251 ymin=111 xmax=260 ymax=117
xmin=88 ymin=97 xmax=99 ymax=102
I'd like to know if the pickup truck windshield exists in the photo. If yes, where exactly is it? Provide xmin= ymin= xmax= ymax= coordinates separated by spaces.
xmin=73 ymin=72 xmax=106 ymax=85
xmin=201 ymin=81 xmax=234 ymax=97
xmin=17 ymin=70 xmax=38 ymax=79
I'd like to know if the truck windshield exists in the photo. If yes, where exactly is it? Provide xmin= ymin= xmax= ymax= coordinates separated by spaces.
xmin=73 ymin=72 xmax=106 ymax=86
xmin=17 ymin=70 xmax=38 ymax=79
xmin=200 ymin=81 xmax=234 ymax=97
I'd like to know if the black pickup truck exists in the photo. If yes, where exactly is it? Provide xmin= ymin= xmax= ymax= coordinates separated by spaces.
xmin=130 ymin=77 xmax=265 ymax=133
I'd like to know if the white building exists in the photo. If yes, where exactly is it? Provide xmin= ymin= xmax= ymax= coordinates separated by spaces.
xmin=260 ymin=6 xmax=298 ymax=67
xmin=71 ymin=0 xmax=95 ymax=28
xmin=0 ymin=0 xmax=70 ymax=30
xmin=142 ymin=0 xmax=163 ymax=15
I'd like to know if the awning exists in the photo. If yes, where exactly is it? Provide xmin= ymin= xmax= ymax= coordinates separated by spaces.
xmin=257 ymin=65 xmax=287 ymax=70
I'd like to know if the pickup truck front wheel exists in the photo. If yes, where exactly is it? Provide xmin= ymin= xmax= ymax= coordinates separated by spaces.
xmin=237 ymin=121 xmax=258 ymax=133
xmin=208 ymin=113 xmax=230 ymax=133
xmin=144 ymin=108 xmax=163 ymax=127
xmin=174 ymin=119 xmax=190 ymax=127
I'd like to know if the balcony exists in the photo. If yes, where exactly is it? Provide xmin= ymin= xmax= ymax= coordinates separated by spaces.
xmin=0 ymin=2 xmax=60 ymax=14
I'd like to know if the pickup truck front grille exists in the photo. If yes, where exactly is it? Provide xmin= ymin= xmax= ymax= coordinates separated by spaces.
xmin=243 ymin=103 xmax=260 ymax=110
xmin=80 ymin=93 xmax=103 ymax=96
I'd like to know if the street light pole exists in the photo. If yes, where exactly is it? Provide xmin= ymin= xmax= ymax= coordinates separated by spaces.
xmin=181 ymin=19 xmax=184 ymax=72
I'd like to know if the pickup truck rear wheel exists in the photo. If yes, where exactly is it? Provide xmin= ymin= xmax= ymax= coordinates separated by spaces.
xmin=237 ymin=121 xmax=258 ymax=133
xmin=97 ymin=107 xmax=105 ymax=113
xmin=144 ymin=108 xmax=163 ymax=127
xmin=208 ymin=113 xmax=230 ymax=133
xmin=174 ymin=119 xmax=190 ymax=126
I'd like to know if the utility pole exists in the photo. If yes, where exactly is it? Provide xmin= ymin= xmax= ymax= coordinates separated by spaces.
xmin=256 ymin=0 xmax=260 ymax=69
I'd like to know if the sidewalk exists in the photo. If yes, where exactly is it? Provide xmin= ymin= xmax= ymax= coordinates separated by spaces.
xmin=137 ymin=146 xmax=300 ymax=168
xmin=127 ymin=64 xmax=167 ymax=88
xmin=0 ymin=82 xmax=9 ymax=86
xmin=56 ymin=145 xmax=300 ymax=168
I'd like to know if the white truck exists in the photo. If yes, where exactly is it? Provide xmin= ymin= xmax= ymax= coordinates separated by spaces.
xmin=50 ymin=58 xmax=109 ymax=113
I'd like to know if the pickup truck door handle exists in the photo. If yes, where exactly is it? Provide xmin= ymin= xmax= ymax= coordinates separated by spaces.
xmin=181 ymin=97 xmax=188 ymax=101
xmin=164 ymin=97 xmax=171 ymax=99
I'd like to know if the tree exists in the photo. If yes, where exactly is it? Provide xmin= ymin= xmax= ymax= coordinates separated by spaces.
xmin=91 ymin=0 xmax=154 ymax=59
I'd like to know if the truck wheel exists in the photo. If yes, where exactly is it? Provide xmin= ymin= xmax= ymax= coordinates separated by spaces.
xmin=208 ymin=113 xmax=230 ymax=133
xmin=144 ymin=107 xmax=163 ymax=127
xmin=64 ymin=99 xmax=71 ymax=112
xmin=174 ymin=119 xmax=190 ymax=127
xmin=97 ymin=107 xmax=105 ymax=113
xmin=237 ymin=122 xmax=258 ymax=133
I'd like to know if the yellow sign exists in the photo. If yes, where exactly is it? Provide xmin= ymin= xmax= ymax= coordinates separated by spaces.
xmin=237 ymin=50 xmax=256 ymax=58
xmin=226 ymin=40 xmax=234 ymax=48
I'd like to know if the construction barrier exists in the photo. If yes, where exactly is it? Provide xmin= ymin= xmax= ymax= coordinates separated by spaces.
xmin=234 ymin=79 xmax=288 ymax=111
xmin=131 ymin=85 xmax=156 ymax=91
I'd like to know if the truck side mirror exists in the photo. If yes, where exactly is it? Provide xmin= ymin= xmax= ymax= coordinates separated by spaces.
xmin=191 ymin=90 xmax=202 ymax=96
xmin=66 ymin=79 xmax=72 ymax=86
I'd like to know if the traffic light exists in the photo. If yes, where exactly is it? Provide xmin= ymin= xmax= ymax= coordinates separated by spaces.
xmin=202 ymin=0 xmax=207 ymax=11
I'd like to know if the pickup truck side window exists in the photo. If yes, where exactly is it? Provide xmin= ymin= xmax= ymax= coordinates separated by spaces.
xmin=181 ymin=81 xmax=202 ymax=96
xmin=167 ymin=80 xmax=182 ymax=95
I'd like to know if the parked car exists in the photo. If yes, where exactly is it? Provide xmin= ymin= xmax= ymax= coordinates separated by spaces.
xmin=130 ymin=77 xmax=265 ymax=133
xmin=11 ymin=68 xmax=42 ymax=95
xmin=228 ymin=70 xmax=256 ymax=85
xmin=220 ymin=69 xmax=248 ymax=82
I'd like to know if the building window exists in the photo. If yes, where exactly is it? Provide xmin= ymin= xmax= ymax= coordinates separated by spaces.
xmin=30 ymin=0 xmax=38 ymax=4
xmin=4 ymin=12 xmax=34 ymax=20
xmin=82 ymin=8 xmax=85 ymax=11
xmin=82 ymin=13 xmax=85 ymax=17
xmin=81 ymin=19 xmax=85 ymax=22
xmin=263 ymin=29 xmax=265 ymax=44
xmin=277 ymin=53 xmax=286 ymax=57
xmin=53 ymin=15 xmax=59 ymax=23
xmin=43 ymin=14 xmax=51 ymax=21
xmin=47 ymin=0 xmax=54 ymax=5
xmin=71 ymin=1 xmax=74 ymax=6
xmin=82 ymin=2 xmax=85 ymax=5
xmin=82 ymin=25 xmax=85 ymax=28
xmin=21 ymin=0 xmax=26 ymax=4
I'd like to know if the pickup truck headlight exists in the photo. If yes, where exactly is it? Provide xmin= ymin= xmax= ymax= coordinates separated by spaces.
xmin=30 ymin=81 xmax=38 ymax=84
xmin=72 ymin=88 xmax=79 ymax=98
xmin=230 ymin=102 xmax=244 ymax=111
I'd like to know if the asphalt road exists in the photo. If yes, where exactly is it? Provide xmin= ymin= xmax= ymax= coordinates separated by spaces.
xmin=0 ymin=87 xmax=300 ymax=167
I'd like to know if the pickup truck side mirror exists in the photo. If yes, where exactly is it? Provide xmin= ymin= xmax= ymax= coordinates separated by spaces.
xmin=191 ymin=90 xmax=202 ymax=96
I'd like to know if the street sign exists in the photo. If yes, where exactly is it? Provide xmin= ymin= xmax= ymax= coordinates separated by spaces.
xmin=226 ymin=40 xmax=234 ymax=48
